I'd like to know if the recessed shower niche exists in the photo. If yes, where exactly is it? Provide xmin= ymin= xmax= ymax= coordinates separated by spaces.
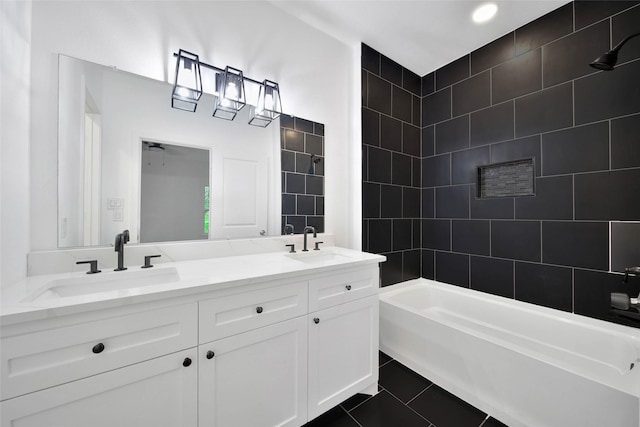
xmin=477 ymin=158 xmax=535 ymax=198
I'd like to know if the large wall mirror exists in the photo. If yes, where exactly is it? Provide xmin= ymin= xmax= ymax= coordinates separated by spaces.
xmin=57 ymin=54 xmax=289 ymax=248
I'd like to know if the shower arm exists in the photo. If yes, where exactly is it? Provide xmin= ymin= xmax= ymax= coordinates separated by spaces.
xmin=610 ymin=32 xmax=640 ymax=54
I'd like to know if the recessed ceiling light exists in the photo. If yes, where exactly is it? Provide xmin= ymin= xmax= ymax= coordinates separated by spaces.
xmin=472 ymin=3 xmax=498 ymax=24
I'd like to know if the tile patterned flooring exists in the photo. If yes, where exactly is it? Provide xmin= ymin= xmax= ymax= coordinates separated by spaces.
xmin=305 ymin=352 xmax=507 ymax=427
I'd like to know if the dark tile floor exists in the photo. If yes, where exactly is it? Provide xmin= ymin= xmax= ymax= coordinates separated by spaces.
xmin=305 ymin=351 xmax=507 ymax=427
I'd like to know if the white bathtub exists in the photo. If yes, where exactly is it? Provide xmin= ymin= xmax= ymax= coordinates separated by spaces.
xmin=379 ymin=279 xmax=640 ymax=427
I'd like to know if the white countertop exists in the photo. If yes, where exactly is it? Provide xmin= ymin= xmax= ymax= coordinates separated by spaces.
xmin=1 ymin=246 xmax=385 ymax=326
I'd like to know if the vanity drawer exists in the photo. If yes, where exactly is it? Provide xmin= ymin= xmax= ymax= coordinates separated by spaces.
xmin=1 ymin=303 xmax=197 ymax=401
xmin=309 ymin=267 xmax=378 ymax=312
xmin=199 ymin=281 xmax=308 ymax=343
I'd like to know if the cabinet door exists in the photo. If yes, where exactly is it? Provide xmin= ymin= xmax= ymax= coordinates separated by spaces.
xmin=199 ymin=317 xmax=308 ymax=427
xmin=0 ymin=348 xmax=197 ymax=427
xmin=308 ymin=295 xmax=379 ymax=420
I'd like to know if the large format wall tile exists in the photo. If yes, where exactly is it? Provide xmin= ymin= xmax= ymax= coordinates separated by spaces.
xmin=515 ymin=3 xmax=573 ymax=56
xmin=471 ymin=32 xmax=515 ymax=75
xmin=470 ymin=256 xmax=514 ymax=298
xmin=436 ymin=252 xmax=469 ymax=288
xmin=492 ymin=49 xmax=542 ymax=103
xmin=491 ymin=221 xmax=541 ymax=262
xmin=574 ymin=0 xmax=639 ymax=30
xmin=423 ymin=87 xmax=451 ymax=126
xmin=611 ymin=114 xmax=640 ymax=169
xmin=436 ymin=55 xmax=470 ymax=90
xmin=515 ymin=262 xmax=572 ymax=311
xmin=542 ymin=221 xmax=609 ymax=270
xmin=612 ymin=4 xmax=640 ymax=65
xmin=575 ymin=169 xmax=640 ymax=220
xmin=362 ymin=0 xmax=640 ymax=327
xmin=541 ymin=121 xmax=609 ymax=175
xmin=515 ymin=175 xmax=573 ymax=220
xmin=452 ymin=220 xmax=490 ymax=256
xmin=452 ymin=146 xmax=490 ymax=185
xmin=452 ymin=71 xmax=490 ymax=117
xmin=435 ymin=115 xmax=469 ymax=154
xmin=542 ymin=20 xmax=609 ymax=88
xmin=470 ymin=101 xmax=514 ymax=146
xmin=515 ymin=82 xmax=573 ymax=137
xmin=575 ymin=59 xmax=640 ymax=125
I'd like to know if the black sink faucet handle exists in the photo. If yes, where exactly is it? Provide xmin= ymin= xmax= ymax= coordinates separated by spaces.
xmin=624 ymin=266 xmax=640 ymax=283
xmin=77 ymin=260 xmax=101 ymax=274
xmin=142 ymin=254 xmax=162 ymax=269
xmin=285 ymin=244 xmax=296 ymax=253
xmin=314 ymin=241 xmax=324 ymax=251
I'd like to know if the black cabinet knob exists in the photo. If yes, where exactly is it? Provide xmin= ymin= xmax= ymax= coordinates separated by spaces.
xmin=206 ymin=351 xmax=215 ymax=360
xmin=256 ymin=306 xmax=263 ymax=314
xmin=345 ymin=285 xmax=352 ymax=291
xmin=313 ymin=318 xmax=320 ymax=324
xmin=183 ymin=357 xmax=192 ymax=367
xmin=92 ymin=343 xmax=105 ymax=354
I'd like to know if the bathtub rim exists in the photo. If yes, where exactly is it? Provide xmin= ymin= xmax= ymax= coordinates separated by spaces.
xmin=379 ymin=278 xmax=640 ymax=340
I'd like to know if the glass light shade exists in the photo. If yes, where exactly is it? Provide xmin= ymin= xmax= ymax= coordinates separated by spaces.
xmin=171 ymin=49 xmax=202 ymax=112
xmin=213 ymin=66 xmax=246 ymax=120
xmin=249 ymin=80 xmax=282 ymax=127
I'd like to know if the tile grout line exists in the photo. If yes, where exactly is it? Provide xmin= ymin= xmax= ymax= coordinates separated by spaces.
xmin=383 ymin=386 xmax=435 ymax=426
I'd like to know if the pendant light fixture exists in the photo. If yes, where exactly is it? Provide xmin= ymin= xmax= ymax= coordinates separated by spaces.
xmin=170 ymin=50 xmax=282 ymax=126
xmin=213 ymin=66 xmax=246 ymax=120
xmin=171 ymin=49 xmax=203 ymax=112
xmin=248 ymin=79 xmax=282 ymax=127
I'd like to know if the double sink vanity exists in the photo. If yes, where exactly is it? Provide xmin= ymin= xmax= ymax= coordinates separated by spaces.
xmin=0 ymin=235 xmax=385 ymax=426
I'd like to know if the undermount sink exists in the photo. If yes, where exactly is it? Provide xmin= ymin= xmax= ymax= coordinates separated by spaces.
xmin=285 ymin=250 xmax=351 ymax=264
xmin=23 ymin=267 xmax=181 ymax=302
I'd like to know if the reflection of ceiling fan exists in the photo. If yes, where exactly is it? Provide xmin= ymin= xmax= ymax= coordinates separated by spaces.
xmin=143 ymin=141 xmax=165 ymax=151
xmin=143 ymin=141 xmax=166 ymax=166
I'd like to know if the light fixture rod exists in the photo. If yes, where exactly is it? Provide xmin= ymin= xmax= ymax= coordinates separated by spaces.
xmin=172 ymin=52 xmax=264 ymax=86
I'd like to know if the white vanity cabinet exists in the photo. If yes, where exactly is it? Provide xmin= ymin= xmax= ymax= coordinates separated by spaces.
xmin=197 ymin=266 xmax=379 ymax=426
xmin=1 ymin=348 xmax=198 ymax=427
xmin=0 ymin=303 xmax=199 ymax=427
xmin=307 ymin=269 xmax=379 ymax=420
xmin=198 ymin=317 xmax=308 ymax=427
xmin=1 ymin=259 xmax=381 ymax=427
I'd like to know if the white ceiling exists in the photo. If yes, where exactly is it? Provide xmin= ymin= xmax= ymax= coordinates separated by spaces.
xmin=270 ymin=0 xmax=571 ymax=76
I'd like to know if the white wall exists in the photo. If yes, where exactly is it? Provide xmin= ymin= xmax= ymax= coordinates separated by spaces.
xmin=1 ymin=0 xmax=32 ymax=287
xmin=29 ymin=1 xmax=359 ymax=261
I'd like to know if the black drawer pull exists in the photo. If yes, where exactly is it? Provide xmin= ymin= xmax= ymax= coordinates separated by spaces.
xmin=345 ymin=285 xmax=352 ymax=291
xmin=92 ymin=343 xmax=105 ymax=354
xmin=256 ymin=306 xmax=263 ymax=314
xmin=183 ymin=357 xmax=192 ymax=367
xmin=313 ymin=318 xmax=320 ymax=324
xmin=206 ymin=350 xmax=215 ymax=360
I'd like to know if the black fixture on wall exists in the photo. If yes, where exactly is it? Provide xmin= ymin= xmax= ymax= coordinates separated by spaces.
xmin=171 ymin=49 xmax=283 ymax=127
xmin=590 ymin=32 xmax=640 ymax=70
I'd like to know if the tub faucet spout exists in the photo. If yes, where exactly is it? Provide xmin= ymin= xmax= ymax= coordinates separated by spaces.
xmin=623 ymin=266 xmax=640 ymax=283
xmin=114 ymin=229 xmax=130 ymax=271
xmin=302 ymin=226 xmax=316 ymax=252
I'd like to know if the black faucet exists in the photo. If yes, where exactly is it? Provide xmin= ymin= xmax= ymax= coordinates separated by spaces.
xmin=623 ymin=266 xmax=640 ymax=283
xmin=302 ymin=226 xmax=316 ymax=252
xmin=114 ymin=229 xmax=130 ymax=271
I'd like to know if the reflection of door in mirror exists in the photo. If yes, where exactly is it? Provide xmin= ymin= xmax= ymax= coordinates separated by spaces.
xmin=140 ymin=142 xmax=210 ymax=243
xmin=83 ymin=110 xmax=101 ymax=246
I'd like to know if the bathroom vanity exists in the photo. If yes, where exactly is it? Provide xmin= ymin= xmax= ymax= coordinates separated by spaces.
xmin=0 ymin=242 xmax=384 ymax=426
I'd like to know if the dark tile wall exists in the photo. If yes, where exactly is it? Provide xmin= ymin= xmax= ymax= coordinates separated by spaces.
xmin=362 ymin=44 xmax=422 ymax=286
xmin=281 ymin=114 xmax=325 ymax=234
xmin=362 ymin=2 xmax=640 ymax=328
